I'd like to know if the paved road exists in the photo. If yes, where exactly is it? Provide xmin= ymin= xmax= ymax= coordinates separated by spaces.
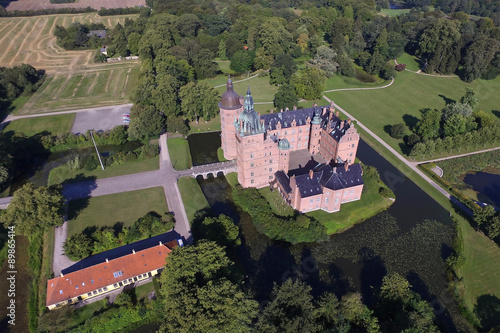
xmin=413 ymin=146 xmax=500 ymax=166
xmin=323 ymin=95 xmax=473 ymax=216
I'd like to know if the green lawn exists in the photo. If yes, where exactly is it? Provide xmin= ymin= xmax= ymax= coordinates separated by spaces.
xmin=458 ymin=216 xmax=500 ymax=324
xmin=4 ymin=114 xmax=75 ymax=136
xmin=188 ymin=116 xmax=221 ymax=133
xmin=259 ymin=187 xmax=295 ymax=217
xmin=177 ymin=177 xmax=210 ymax=223
xmin=326 ymin=70 xmax=500 ymax=159
xmin=48 ymin=157 xmax=159 ymax=185
xmin=167 ymin=137 xmax=192 ymax=170
xmin=216 ymin=61 xmax=235 ymax=75
xmin=134 ymin=282 xmax=155 ymax=300
xmin=380 ymin=8 xmax=411 ymax=16
xmin=325 ymin=71 xmax=388 ymax=91
xmin=214 ymin=75 xmax=279 ymax=104
xmin=67 ymin=187 xmax=168 ymax=238
xmin=396 ymin=53 xmax=421 ymax=72
xmin=225 ymin=172 xmax=239 ymax=187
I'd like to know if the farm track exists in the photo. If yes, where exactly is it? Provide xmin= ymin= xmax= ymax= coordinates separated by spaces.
xmin=0 ymin=0 xmax=146 ymax=11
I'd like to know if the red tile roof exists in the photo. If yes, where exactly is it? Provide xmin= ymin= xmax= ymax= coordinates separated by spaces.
xmin=47 ymin=241 xmax=178 ymax=307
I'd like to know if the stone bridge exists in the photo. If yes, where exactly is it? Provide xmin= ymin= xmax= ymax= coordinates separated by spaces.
xmin=176 ymin=160 xmax=237 ymax=179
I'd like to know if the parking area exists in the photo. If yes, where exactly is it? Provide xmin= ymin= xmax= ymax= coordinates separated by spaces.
xmin=71 ymin=104 xmax=133 ymax=134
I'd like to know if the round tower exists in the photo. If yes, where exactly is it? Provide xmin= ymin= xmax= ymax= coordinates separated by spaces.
xmin=278 ymin=138 xmax=290 ymax=174
xmin=219 ymin=79 xmax=243 ymax=160
xmin=308 ymin=109 xmax=322 ymax=155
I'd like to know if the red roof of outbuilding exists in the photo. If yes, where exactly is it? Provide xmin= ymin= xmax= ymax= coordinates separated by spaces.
xmin=46 ymin=241 xmax=177 ymax=307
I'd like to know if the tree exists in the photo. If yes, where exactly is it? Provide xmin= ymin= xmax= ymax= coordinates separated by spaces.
xmin=256 ymin=279 xmax=320 ymax=333
xmin=473 ymin=110 xmax=497 ymax=129
xmin=273 ymin=84 xmax=299 ymax=111
xmin=415 ymin=109 xmax=442 ymax=141
xmin=460 ymin=88 xmax=479 ymax=110
xmin=180 ymin=82 xmax=220 ymax=122
xmin=127 ymin=104 xmax=165 ymax=140
xmin=166 ymin=116 xmax=189 ymax=135
xmin=443 ymin=114 xmax=468 ymax=137
xmin=485 ymin=215 xmax=500 ymax=239
xmin=158 ymin=241 xmax=258 ymax=333
xmin=380 ymin=273 xmax=412 ymax=302
xmin=307 ymin=46 xmax=338 ymax=78
xmin=0 ymin=183 xmax=65 ymax=236
xmin=218 ymin=39 xmax=228 ymax=60
xmin=193 ymin=49 xmax=218 ymax=79
xmin=270 ymin=53 xmax=297 ymax=85
xmin=442 ymin=102 xmax=473 ymax=119
xmin=198 ymin=214 xmax=241 ymax=249
xmin=291 ymin=67 xmax=326 ymax=100
xmin=63 ymin=233 xmax=93 ymax=260
xmin=390 ymin=123 xmax=407 ymax=139
xmin=462 ymin=37 xmax=500 ymax=82
xmin=177 ymin=14 xmax=201 ymax=37
xmin=127 ymin=32 xmax=141 ymax=55
xmin=230 ymin=50 xmax=255 ymax=73
xmin=474 ymin=205 xmax=496 ymax=227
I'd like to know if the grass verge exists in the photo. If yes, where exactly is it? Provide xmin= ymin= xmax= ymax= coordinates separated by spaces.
xmin=4 ymin=114 xmax=76 ymax=136
xmin=48 ymin=157 xmax=159 ymax=185
xmin=67 ymin=187 xmax=168 ymax=238
xmin=177 ymin=177 xmax=210 ymax=224
xmin=167 ymin=137 xmax=192 ymax=170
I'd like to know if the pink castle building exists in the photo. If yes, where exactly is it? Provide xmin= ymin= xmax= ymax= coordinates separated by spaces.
xmin=219 ymin=79 xmax=364 ymax=213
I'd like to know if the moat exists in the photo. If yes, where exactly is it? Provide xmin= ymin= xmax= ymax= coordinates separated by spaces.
xmin=188 ymin=132 xmax=465 ymax=331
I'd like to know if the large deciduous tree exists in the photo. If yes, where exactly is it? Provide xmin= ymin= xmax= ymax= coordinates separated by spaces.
xmin=307 ymin=46 xmax=339 ymax=78
xmin=462 ymin=36 xmax=500 ymax=82
xmin=273 ymin=84 xmax=299 ymax=111
xmin=415 ymin=108 xmax=442 ymax=141
xmin=158 ymin=241 xmax=258 ymax=333
xmin=291 ymin=67 xmax=326 ymax=100
xmin=127 ymin=104 xmax=166 ymax=140
xmin=0 ymin=183 xmax=65 ymax=236
xmin=197 ymin=214 xmax=241 ymax=249
xmin=270 ymin=53 xmax=297 ymax=85
xmin=179 ymin=82 xmax=220 ymax=122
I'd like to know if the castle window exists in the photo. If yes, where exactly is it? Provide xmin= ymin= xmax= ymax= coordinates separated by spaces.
xmin=269 ymin=168 xmax=272 ymax=172
xmin=251 ymin=180 xmax=254 ymax=184
xmin=306 ymin=128 xmax=309 ymax=132
xmin=335 ymin=198 xmax=339 ymax=204
xmin=309 ymin=199 xmax=313 ymax=204
xmin=299 ymin=137 xmax=301 ymax=141
xmin=316 ymin=197 xmax=320 ymax=202
xmin=325 ymin=198 xmax=329 ymax=203
xmin=270 ymin=151 xmax=272 ymax=155
xmin=292 ymin=130 xmax=295 ymax=134
xmin=250 ymin=153 xmax=254 ymax=158
xmin=265 ymin=153 xmax=267 ymax=157
xmin=277 ymin=131 xmax=280 ymax=136
xmin=299 ymin=129 xmax=302 ymax=132
xmin=298 ymin=143 xmax=301 ymax=148
xmin=305 ymin=136 xmax=309 ymax=140
xmin=291 ymin=138 xmax=294 ymax=142
xmin=269 ymin=175 xmax=273 ymax=180
xmin=326 ymin=191 xmax=330 ymax=195
xmin=350 ymin=189 xmax=354 ymax=194
xmin=291 ymin=145 xmax=294 ymax=149
xmin=269 ymin=159 xmax=273 ymax=163
xmin=251 ymin=163 xmax=254 ymax=167
xmin=350 ymin=152 xmax=353 ymax=156
xmin=352 ymin=144 xmax=355 ymax=148
xmin=251 ymin=172 xmax=254 ymax=177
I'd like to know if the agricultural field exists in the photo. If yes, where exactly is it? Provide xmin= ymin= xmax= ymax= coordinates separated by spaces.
xmin=0 ymin=0 xmax=145 ymax=11
xmin=0 ymin=13 xmax=140 ymax=114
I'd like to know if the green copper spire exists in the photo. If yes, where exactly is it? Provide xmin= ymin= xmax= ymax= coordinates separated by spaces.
xmin=243 ymin=85 xmax=254 ymax=112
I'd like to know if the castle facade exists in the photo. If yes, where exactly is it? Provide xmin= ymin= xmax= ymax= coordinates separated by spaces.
xmin=219 ymin=79 xmax=364 ymax=213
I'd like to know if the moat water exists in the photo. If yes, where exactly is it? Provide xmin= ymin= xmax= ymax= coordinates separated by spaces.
xmin=463 ymin=171 xmax=500 ymax=208
xmin=187 ymin=132 xmax=467 ymax=332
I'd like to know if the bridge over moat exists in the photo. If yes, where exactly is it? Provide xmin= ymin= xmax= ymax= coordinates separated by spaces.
xmin=176 ymin=160 xmax=237 ymax=179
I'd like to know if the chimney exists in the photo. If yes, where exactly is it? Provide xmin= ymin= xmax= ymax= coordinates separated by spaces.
xmin=336 ymin=111 xmax=339 ymax=118
xmin=309 ymin=169 xmax=314 ymax=179
xmin=340 ymin=121 xmax=344 ymax=130
xmin=322 ymin=107 xmax=326 ymax=115
xmin=270 ymin=109 xmax=274 ymax=113
xmin=285 ymin=107 xmax=289 ymax=112
xmin=329 ymin=111 xmax=333 ymax=121
xmin=281 ymin=108 xmax=284 ymax=113
xmin=60 ymin=273 xmax=63 ymax=277
xmin=132 ymin=249 xmax=135 ymax=254
xmin=344 ymin=163 xmax=349 ymax=172
xmin=293 ymin=105 xmax=297 ymax=110
xmin=159 ymin=241 xmax=163 ymax=246
xmin=105 ymin=258 xmax=109 ymax=263
xmin=347 ymin=118 xmax=351 ymax=125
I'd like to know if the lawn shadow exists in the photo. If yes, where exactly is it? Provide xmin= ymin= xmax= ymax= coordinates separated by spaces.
xmin=399 ymin=142 xmax=412 ymax=156
xmin=402 ymin=114 xmax=420 ymax=131
xmin=474 ymin=294 xmax=500 ymax=330
xmin=438 ymin=94 xmax=456 ymax=105
xmin=492 ymin=110 xmax=500 ymax=119
xmin=383 ymin=124 xmax=392 ymax=135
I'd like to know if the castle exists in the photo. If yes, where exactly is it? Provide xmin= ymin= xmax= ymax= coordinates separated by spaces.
xmin=219 ymin=79 xmax=364 ymax=213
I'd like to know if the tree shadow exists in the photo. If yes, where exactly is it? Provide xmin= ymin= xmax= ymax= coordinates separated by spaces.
xmin=474 ymin=294 xmax=500 ymax=330
xmin=438 ymin=94 xmax=456 ymax=105
xmin=399 ymin=142 xmax=412 ymax=156
xmin=402 ymin=114 xmax=420 ymax=131
xmin=492 ymin=110 xmax=500 ymax=119
xmin=358 ymin=247 xmax=387 ymax=306
xmin=383 ymin=124 xmax=392 ymax=135
xmin=63 ymin=174 xmax=97 ymax=220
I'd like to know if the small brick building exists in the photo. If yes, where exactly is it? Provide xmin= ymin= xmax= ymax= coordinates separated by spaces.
xmin=219 ymin=79 xmax=364 ymax=213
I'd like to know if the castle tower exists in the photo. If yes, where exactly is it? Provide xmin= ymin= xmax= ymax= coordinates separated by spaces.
xmin=219 ymin=79 xmax=243 ymax=160
xmin=308 ymin=109 xmax=322 ymax=155
xmin=278 ymin=138 xmax=290 ymax=174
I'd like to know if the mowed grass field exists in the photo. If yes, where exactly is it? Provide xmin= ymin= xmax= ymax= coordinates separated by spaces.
xmin=325 ymin=69 xmax=500 ymax=159
xmin=3 ymin=113 xmax=75 ymax=136
xmin=67 ymin=187 xmax=168 ymax=238
xmin=0 ymin=0 xmax=145 ymax=11
xmin=177 ymin=177 xmax=210 ymax=224
xmin=0 ymin=13 xmax=140 ymax=114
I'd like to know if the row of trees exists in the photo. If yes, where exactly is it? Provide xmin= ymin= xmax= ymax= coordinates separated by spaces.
xmin=0 ymin=64 xmax=44 ymax=101
xmin=63 ymin=212 xmax=175 ymax=260
xmin=474 ymin=205 xmax=500 ymax=240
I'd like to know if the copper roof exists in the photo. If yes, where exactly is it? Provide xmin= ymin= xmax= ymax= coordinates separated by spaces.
xmin=219 ymin=79 xmax=242 ymax=110
xmin=46 ymin=242 xmax=178 ymax=307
